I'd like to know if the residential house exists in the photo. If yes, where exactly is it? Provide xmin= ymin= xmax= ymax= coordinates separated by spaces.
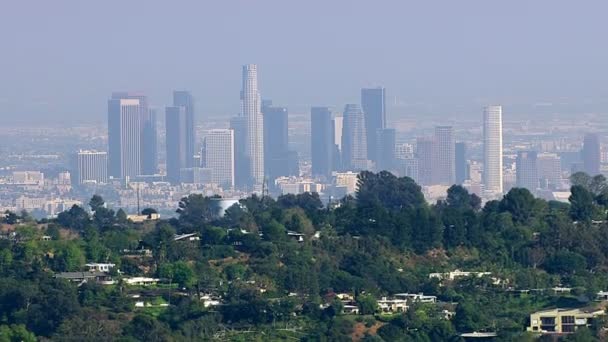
xmin=527 ymin=307 xmax=606 ymax=334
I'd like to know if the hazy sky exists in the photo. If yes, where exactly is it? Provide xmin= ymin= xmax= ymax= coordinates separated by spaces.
xmin=2 ymin=0 xmax=608 ymax=124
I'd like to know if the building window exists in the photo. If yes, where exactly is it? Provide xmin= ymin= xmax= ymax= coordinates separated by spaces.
xmin=541 ymin=317 xmax=556 ymax=325
xmin=562 ymin=325 xmax=575 ymax=333
xmin=562 ymin=316 xmax=575 ymax=324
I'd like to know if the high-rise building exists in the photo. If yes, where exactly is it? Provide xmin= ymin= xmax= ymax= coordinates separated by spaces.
xmin=108 ymin=96 xmax=143 ymax=179
xmin=435 ymin=126 xmax=455 ymax=185
xmin=204 ymin=129 xmax=235 ymax=189
xmin=376 ymin=128 xmax=396 ymax=172
xmin=172 ymin=91 xmax=195 ymax=168
xmin=341 ymin=104 xmax=368 ymax=171
xmin=241 ymin=64 xmax=264 ymax=189
xmin=416 ymin=137 xmax=436 ymax=186
xmin=398 ymin=157 xmax=419 ymax=183
xmin=110 ymin=92 xmax=157 ymax=176
xmin=538 ymin=153 xmax=563 ymax=189
xmin=334 ymin=115 xmax=343 ymax=151
xmin=165 ymin=106 xmax=189 ymax=184
xmin=230 ymin=116 xmax=249 ymax=189
xmin=516 ymin=151 xmax=539 ymax=192
xmin=75 ymin=150 xmax=108 ymax=185
xmin=582 ymin=133 xmax=601 ymax=176
xmin=361 ymin=87 xmax=386 ymax=165
xmin=483 ymin=105 xmax=503 ymax=194
xmin=263 ymin=105 xmax=289 ymax=181
xmin=142 ymin=108 xmax=158 ymax=175
xmin=311 ymin=107 xmax=334 ymax=179
xmin=455 ymin=142 xmax=468 ymax=184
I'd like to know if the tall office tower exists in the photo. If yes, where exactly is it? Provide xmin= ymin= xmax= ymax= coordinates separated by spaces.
xmin=455 ymin=142 xmax=468 ymax=184
xmin=538 ymin=153 xmax=563 ymax=189
xmin=483 ymin=105 xmax=504 ymax=194
xmin=241 ymin=64 xmax=264 ymax=188
xmin=399 ymin=157 xmax=419 ymax=183
xmin=204 ymin=129 xmax=235 ymax=189
xmin=311 ymin=107 xmax=334 ymax=179
xmin=108 ymin=92 xmax=157 ymax=177
xmin=108 ymin=96 xmax=144 ymax=179
xmin=333 ymin=115 xmax=343 ymax=151
xmin=435 ymin=126 xmax=455 ymax=185
xmin=141 ymin=108 xmax=158 ymax=175
xmin=263 ymin=105 xmax=289 ymax=181
xmin=165 ymin=106 xmax=188 ymax=184
xmin=341 ymin=104 xmax=368 ymax=170
xmin=172 ymin=91 xmax=195 ymax=168
xmin=516 ymin=151 xmax=539 ymax=192
xmin=75 ymin=150 xmax=108 ymax=185
xmin=376 ymin=128 xmax=396 ymax=172
xmin=582 ymin=133 xmax=601 ymax=176
xmin=416 ymin=137 xmax=436 ymax=186
xmin=230 ymin=116 xmax=249 ymax=189
xmin=361 ymin=87 xmax=386 ymax=165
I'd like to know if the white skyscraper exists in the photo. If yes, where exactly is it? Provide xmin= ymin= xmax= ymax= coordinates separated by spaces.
xmin=241 ymin=64 xmax=264 ymax=188
xmin=204 ymin=129 xmax=235 ymax=189
xmin=483 ymin=105 xmax=503 ymax=194
xmin=108 ymin=97 xmax=143 ymax=180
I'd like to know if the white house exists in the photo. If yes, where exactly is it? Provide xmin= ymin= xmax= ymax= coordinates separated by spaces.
xmin=85 ymin=263 xmax=116 ymax=273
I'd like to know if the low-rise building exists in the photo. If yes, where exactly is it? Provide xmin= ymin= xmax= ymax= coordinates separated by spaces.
xmin=378 ymin=297 xmax=409 ymax=313
xmin=394 ymin=293 xmax=437 ymax=303
xmin=85 ymin=263 xmax=116 ymax=273
xmin=527 ymin=307 xmax=606 ymax=334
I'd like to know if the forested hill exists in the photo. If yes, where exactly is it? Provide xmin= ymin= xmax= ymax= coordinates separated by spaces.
xmin=0 ymin=171 xmax=607 ymax=341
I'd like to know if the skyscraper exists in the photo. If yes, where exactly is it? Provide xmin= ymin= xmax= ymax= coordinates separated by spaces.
xmin=108 ymin=96 xmax=143 ymax=179
xmin=516 ymin=151 xmax=539 ymax=192
xmin=455 ymin=142 xmax=468 ymax=184
xmin=435 ymin=126 xmax=455 ymax=185
xmin=230 ymin=116 xmax=249 ymax=189
xmin=165 ymin=106 xmax=188 ymax=184
xmin=263 ymin=105 xmax=289 ymax=181
xmin=376 ymin=128 xmax=396 ymax=172
xmin=538 ymin=153 xmax=563 ymax=189
xmin=141 ymin=108 xmax=158 ymax=175
xmin=241 ymin=64 xmax=264 ymax=188
xmin=75 ymin=150 xmax=108 ymax=185
xmin=204 ymin=129 xmax=235 ymax=189
xmin=483 ymin=105 xmax=503 ymax=194
xmin=172 ymin=91 xmax=195 ymax=168
xmin=311 ymin=107 xmax=334 ymax=179
xmin=582 ymin=133 xmax=601 ymax=176
xmin=108 ymin=92 xmax=157 ymax=178
xmin=416 ymin=137 xmax=436 ymax=186
xmin=361 ymin=87 xmax=386 ymax=165
xmin=341 ymin=104 xmax=368 ymax=171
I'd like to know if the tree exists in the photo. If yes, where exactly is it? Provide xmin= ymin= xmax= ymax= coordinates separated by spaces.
xmin=56 ymin=205 xmax=90 ymax=230
xmin=53 ymin=316 xmax=121 ymax=342
xmin=0 ymin=324 xmax=36 ymax=342
xmin=3 ymin=211 xmax=19 ymax=225
xmin=123 ymin=314 xmax=173 ymax=342
xmin=176 ymin=194 xmax=220 ymax=229
xmin=569 ymin=185 xmax=596 ymax=222
xmin=356 ymin=294 xmax=378 ymax=315
xmin=499 ymin=188 xmax=537 ymax=224
xmin=115 ymin=209 xmax=128 ymax=224
xmin=89 ymin=195 xmax=105 ymax=212
xmin=141 ymin=208 xmax=158 ymax=218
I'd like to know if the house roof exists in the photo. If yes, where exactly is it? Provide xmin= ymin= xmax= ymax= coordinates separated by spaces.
xmin=55 ymin=271 xmax=107 ymax=279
